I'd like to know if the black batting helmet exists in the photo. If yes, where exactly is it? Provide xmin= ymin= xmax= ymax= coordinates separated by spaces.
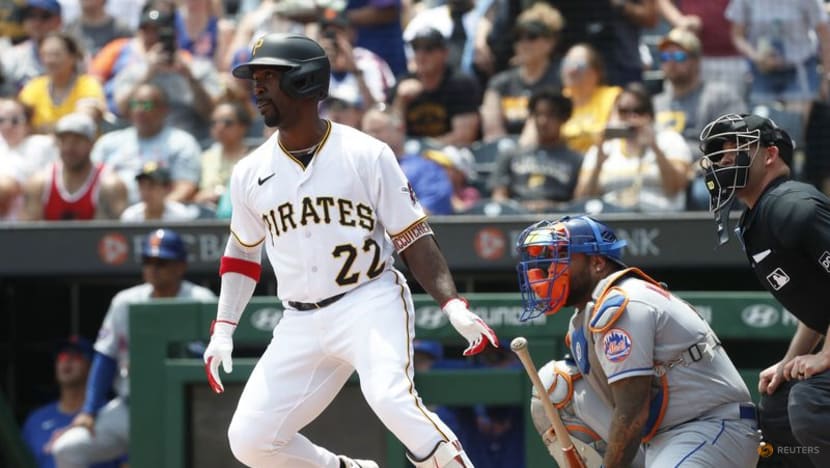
xmin=233 ymin=33 xmax=330 ymax=100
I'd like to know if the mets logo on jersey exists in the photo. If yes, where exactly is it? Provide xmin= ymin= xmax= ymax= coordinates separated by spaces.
xmin=603 ymin=328 xmax=632 ymax=363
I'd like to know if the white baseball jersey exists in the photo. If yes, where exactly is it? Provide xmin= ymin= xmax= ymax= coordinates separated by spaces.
xmin=567 ymin=272 xmax=752 ymax=432
xmin=228 ymin=121 xmax=431 ymax=303
xmin=94 ymin=281 xmax=216 ymax=397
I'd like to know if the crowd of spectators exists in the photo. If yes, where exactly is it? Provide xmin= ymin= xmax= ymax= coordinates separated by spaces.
xmin=2 ymin=0 xmax=830 ymax=223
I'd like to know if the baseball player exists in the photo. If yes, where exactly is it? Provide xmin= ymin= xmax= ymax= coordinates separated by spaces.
xmin=699 ymin=113 xmax=830 ymax=467
xmin=202 ymin=33 xmax=498 ymax=468
xmin=52 ymin=229 xmax=216 ymax=468
xmin=515 ymin=215 xmax=759 ymax=468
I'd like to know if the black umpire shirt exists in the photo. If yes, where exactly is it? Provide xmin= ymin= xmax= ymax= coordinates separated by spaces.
xmin=738 ymin=176 xmax=830 ymax=334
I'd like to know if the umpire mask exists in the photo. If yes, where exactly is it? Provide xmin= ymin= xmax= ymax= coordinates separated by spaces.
xmin=698 ymin=114 xmax=761 ymax=213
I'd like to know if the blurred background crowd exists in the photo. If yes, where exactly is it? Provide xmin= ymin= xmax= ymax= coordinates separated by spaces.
xmin=3 ymin=0 xmax=830 ymax=223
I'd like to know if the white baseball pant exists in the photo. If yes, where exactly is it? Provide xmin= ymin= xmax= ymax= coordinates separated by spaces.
xmin=227 ymin=271 xmax=460 ymax=468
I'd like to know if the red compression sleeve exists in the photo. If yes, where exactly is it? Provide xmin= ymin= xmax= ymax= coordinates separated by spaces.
xmin=219 ymin=256 xmax=262 ymax=282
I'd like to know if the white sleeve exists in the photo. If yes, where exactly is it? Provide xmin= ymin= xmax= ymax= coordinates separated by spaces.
xmin=228 ymin=163 xmax=266 ymax=248
xmin=371 ymin=144 xmax=428 ymax=236
xmin=216 ymin=237 xmax=261 ymax=325
xmin=93 ymin=297 xmax=125 ymax=359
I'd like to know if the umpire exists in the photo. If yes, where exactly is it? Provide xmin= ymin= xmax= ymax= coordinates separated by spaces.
xmin=700 ymin=113 xmax=830 ymax=467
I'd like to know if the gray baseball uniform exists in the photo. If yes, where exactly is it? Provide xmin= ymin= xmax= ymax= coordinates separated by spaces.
xmin=567 ymin=268 xmax=760 ymax=467
xmin=53 ymin=281 xmax=215 ymax=468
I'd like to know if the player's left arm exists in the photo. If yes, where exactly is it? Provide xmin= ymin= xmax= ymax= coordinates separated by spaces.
xmin=399 ymin=235 xmax=459 ymax=306
xmin=400 ymin=236 xmax=499 ymax=355
xmin=374 ymin=142 xmax=497 ymax=354
xmin=604 ymin=375 xmax=652 ymax=468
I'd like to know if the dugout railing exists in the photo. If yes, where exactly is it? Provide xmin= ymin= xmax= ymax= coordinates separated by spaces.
xmin=130 ymin=292 xmax=793 ymax=468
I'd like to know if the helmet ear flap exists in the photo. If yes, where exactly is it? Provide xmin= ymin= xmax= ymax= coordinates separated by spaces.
xmin=281 ymin=63 xmax=329 ymax=100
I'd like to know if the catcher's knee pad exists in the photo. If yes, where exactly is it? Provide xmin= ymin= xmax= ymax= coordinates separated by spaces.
xmin=530 ymin=359 xmax=581 ymax=434
xmin=406 ymin=440 xmax=473 ymax=467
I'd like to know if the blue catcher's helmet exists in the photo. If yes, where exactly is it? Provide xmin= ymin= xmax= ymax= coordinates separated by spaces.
xmin=515 ymin=215 xmax=627 ymax=321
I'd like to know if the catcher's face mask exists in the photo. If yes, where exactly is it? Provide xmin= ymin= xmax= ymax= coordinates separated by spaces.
xmin=516 ymin=216 xmax=627 ymax=321
xmin=516 ymin=222 xmax=572 ymax=321
xmin=698 ymin=114 xmax=762 ymax=213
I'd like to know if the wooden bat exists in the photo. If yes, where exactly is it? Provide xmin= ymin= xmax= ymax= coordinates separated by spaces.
xmin=511 ymin=337 xmax=587 ymax=468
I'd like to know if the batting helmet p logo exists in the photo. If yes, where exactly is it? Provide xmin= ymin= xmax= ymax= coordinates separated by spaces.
xmin=252 ymin=37 xmax=264 ymax=56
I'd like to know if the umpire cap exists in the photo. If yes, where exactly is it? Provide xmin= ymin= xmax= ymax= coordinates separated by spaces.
xmin=232 ymin=33 xmax=330 ymax=100
xmin=141 ymin=229 xmax=188 ymax=262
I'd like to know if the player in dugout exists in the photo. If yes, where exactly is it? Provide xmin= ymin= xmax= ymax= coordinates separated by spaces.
xmin=51 ymin=229 xmax=216 ymax=468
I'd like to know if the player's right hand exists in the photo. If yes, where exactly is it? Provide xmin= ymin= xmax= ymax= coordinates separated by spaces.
xmin=758 ymin=360 xmax=786 ymax=395
xmin=442 ymin=298 xmax=499 ymax=356
xmin=204 ymin=320 xmax=236 ymax=394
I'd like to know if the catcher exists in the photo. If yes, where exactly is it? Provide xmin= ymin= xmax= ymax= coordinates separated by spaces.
xmin=516 ymin=215 xmax=759 ymax=468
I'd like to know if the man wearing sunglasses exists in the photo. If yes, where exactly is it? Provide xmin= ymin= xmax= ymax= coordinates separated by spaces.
xmin=699 ymin=113 xmax=830 ymax=468
xmin=90 ymin=82 xmax=203 ymax=204
xmin=654 ymin=27 xmax=747 ymax=210
xmin=654 ymin=28 xmax=747 ymax=159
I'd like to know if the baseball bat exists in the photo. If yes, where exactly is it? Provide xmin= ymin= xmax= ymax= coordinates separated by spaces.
xmin=511 ymin=337 xmax=587 ymax=468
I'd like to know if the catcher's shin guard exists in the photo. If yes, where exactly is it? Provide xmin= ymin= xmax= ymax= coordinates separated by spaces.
xmin=406 ymin=440 xmax=473 ymax=467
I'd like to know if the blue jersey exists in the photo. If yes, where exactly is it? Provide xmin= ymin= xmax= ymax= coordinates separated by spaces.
xmin=399 ymin=153 xmax=454 ymax=215
xmin=21 ymin=402 xmax=121 ymax=468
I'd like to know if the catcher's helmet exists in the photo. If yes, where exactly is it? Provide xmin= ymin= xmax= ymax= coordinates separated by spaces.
xmin=515 ymin=216 xmax=627 ymax=321
xmin=233 ymin=33 xmax=330 ymax=100
xmin=698 ymin=113 xmax=793 ymax=212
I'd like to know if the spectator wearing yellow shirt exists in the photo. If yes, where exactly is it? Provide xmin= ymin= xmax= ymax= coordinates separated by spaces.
xmin=18 ymin=32 xmax=105 ymax=134
xmin=559 ymin=43 xmax=621 ymax=154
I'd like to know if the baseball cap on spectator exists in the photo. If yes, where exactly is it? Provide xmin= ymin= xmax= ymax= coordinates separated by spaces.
xmin=141 ymin=228 xmax=188 ymax=262
xmin=25 ymin=0 xmax=61 ymax=17
xmin=659 ymin=27 xmax=701 ymax=57
xmin=55 ymin=113 xmax=97 ymax=140
xmin=409 ymin=27 xmax=447 ymax=50
xmin=135 ymin=161 xmax=172 ymax=184
xmin=414 ymin=339 xmax=443 ymax=360
xmin=139 ymin=7 xmax=174 ymax=28
xmin=56 ymin=335 xmax=94 ymax=362
xmin=424 ymin=145 xmax=477 ymax=182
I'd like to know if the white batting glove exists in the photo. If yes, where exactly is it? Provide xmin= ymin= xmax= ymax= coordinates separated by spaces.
xmin=204 ymin=320 xmax=236 ymax=394
xmin=442 ymin=298 xmax=499 ymax=356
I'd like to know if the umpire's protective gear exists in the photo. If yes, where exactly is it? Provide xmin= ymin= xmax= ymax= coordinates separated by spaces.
xmin=232 ymin=33 xmax=330 ymax=100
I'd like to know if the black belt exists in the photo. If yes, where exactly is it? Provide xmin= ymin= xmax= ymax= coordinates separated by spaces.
xmin=288 ymin=293 xmax=346 ymax=311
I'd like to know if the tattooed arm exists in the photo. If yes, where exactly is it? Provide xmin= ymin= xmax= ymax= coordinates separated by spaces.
xmin=603 ymin=375 xmax=651 ymax=468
